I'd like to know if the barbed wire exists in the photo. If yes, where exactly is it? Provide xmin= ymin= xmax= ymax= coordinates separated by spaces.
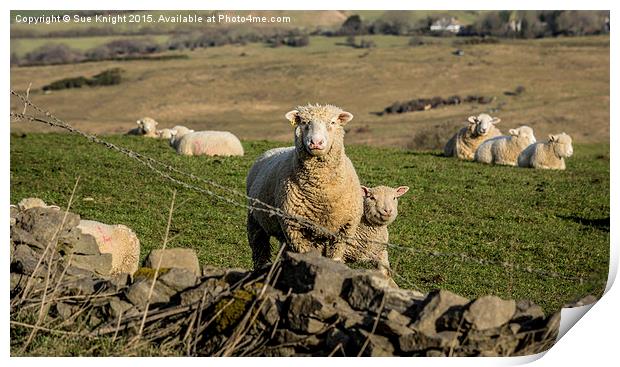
xmin=10 ymin=90 xmax=600 ymax=285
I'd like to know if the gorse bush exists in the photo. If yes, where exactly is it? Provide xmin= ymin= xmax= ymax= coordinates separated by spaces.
xmin=42 ymin=68 xmax=123 ymax=91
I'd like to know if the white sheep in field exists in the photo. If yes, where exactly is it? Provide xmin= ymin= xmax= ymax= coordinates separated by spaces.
xmin=344 ymin=185 xmax=409 ymax=278
xmin=518 ymin=133 xmax=574 ymax=170
xmin=169 ymin=130 xmax=244 ymax=156
xmin=127 ymin=117 xmax=159 ymax=138
xmin=77 ymin=220 xmax=140 ymax=275
xmin=444 ymin=113 xmax=503 ymax=160
xmin=156 ymin=125 xmax=194 ymax=140
xmin=246 ymin=104 xmax=363 ymax=269
xmin=475 ymin=126 xmax=537 ymax=166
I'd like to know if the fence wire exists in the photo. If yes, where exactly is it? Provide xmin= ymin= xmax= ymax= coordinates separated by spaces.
xmin=10 ymin=90 xmax=601 ymax=286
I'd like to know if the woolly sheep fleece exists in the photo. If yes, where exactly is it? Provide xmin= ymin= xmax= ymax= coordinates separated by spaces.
xmin=475 ymin=126 xmax=537 ymax=166
xmin=170 ymin=130 xmax=244 ymax=156
xmin=518 ymin=133 xmax=574 ymax=170
xmin=77 ymin=220 xmax=140 ymax=275
xmin=344 ymin=185 xmax=409 ymax=277
xmin=444 ymin=113 xmax=502 ymax=160
xmin=246 ymin=104 xmax=363 ymax=269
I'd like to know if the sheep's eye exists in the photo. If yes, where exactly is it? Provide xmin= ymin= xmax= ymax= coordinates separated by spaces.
xmin=330 ymin=120 xmax=336 ymax=125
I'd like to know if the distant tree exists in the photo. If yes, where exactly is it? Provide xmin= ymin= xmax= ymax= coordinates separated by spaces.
xmin=341 ymin=15 xmax=363 ymax=35
xmin=23 ymin=44 xmax=84 ymax=66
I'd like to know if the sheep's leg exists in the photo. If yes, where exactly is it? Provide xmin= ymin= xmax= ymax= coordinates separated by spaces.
xmin=247 ymin=213 xmax=271 ymax=270
xmin=376 ymin=249 xmax=391 ymax=277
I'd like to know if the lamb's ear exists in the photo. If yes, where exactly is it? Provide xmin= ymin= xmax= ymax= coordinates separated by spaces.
xmin=285 ymin=110 xmax=300 ymax=126
xmin=491 ymin=117 xmax=501 ymax=124
xmin=395 ymin=186 xmax=409 ymax=197
xmin=48 ymin=205 xmax=61 ymax=211
xmin=548 ymin=134 xmax=556 ymax=142
xmin=509 ymin=129 xmax=518 ymax=136
xmin=136 ymin=120 xmax=142 ymax=126
xmin=361 ymin=185 xmax=371 ymax=197
xmin=338 ymin=111 xmax=354 ymax=125
xmin=467 ymin=116 xmax=477 ymax=124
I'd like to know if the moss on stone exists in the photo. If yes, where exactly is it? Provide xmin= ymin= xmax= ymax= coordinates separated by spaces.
xmin=133 ymin=267 xmax=171 ymax=280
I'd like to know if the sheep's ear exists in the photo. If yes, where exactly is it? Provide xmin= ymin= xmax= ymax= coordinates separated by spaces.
xmin=136 ymin=120 xmax=142 ymax=126
xmin=548 ymin=134 xmax=556 ymax=142
xmin=491 ymin=117 xmax=501 ymax=124
xmin=467 ymin=116 xmax=477 ymax=124
xmin=361 ymin=186 xmax=371 ymax=197
xmin=48 ymin=205 xmax=61 ymax=211
xmin=337 ymin=111 xmax=354 ymax=125
xmin=509 ymin=129 xmax=518 ymax=136
xmin=395 ymin=186 xmax=409 ymax=197
xmin=285 ymin=110 xmax=300 ymax=126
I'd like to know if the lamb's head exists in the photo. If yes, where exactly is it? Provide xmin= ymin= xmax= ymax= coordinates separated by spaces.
xmin=508 ymin=126 xmax=537 ymax=145
xmin=467 ymin=113 xmax=500 ymax=136
xmin=137 ymin=117 xmax=158 ymax=135
xmin=549 ymin=132 xmax=573 ymax=158
xmin=286 ymin=104 xmax=353 ymax=157
xmin=361 ymin=185 xmax=409 ymax=226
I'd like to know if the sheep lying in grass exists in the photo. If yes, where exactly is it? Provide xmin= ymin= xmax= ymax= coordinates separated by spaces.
xmin=444 ymin=114 xmax=502 ymax=160
xmin=127 ymin=117 xmax=159 ymax=138
xmin=475 ymin=126 xmax=536 ymax=166
xmin=77 ymin=220 xmax=140 ymax=275
xmin=246 ymin=104 xmax=363 ymax=269
xmin=169 ymin=130 xmax=244 ymax=156
xmin=518 ymin=133 xmax=574 ymax=170
xmin=156 ymin=125 xmax=194 ymax=140
xmin=345 ymin=185 xmax=409 ymax=278
xmin=14 ymin=197 xmax=60 ymax=211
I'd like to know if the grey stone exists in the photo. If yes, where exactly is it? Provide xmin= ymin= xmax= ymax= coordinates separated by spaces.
xmin=124 ymin=280 xmax=176 ymax=310
xmin=56 ymin=302 xmax=75 ymax=320
xmin=107 ymin=273 xmax=130 ymax=290
xmin=259 ymin=294 xmax=281 ymax=326
xmin=263 ymin=346 xmax=296 ymax=357
xmin=383 ymin=287 xmax=425 ymax=315
xmin=144 ymin=248 xmax=201 ymax=276
xmin=352 ymin=330 xmax=395 ymax=356
xmin=436 ymin=305 xmax=467 ymax=331
xmin=179 ymin=278 xmax=228 ymax=307
xmin=411 ymin=289 xmax=469 ymax=335
xmin=202 ymin=264 xmax=227 ymax=278
xmin=158 ymin=268 xmax=197 ymax=292
xmin=464 ymin=296 xmax=516 ymax=331
xmin=426 ymin=349 xmax=446 ymax=357
xmin=62 ymin=277 xmax=98 ymax=296
xmin=277 ymin=251 xmax=353 ymax=296
xmin=342 ymin=273 xmax=392 ymax=312
xmin=274 ymin=329 xmax=321 ymax=348
xmin=513 ymin=299 xmax=545 ymax=322
xmin=287 ymin=293 xmax=329 ymax=333
xmin=399 ymin=330 xmax=451 ymax=352
xmin=223 ymin=268 xmax=250 ymax=285
xmin=325 ymin=328 xmax=350 ymax=355
xmin=109 ymin=297 xmax=135 ymax=319
xmin=58 ymin=227 xmax=101 ymax=255
xmin=11 ymin=226 xmax=46 ymax=249
xmin=71 ymin=253 xmax=113 ymax=276
xmin=16 ymin=207 xmax=80 ymax=244
xmin=11 ymin=244 xmax=43 ymax=276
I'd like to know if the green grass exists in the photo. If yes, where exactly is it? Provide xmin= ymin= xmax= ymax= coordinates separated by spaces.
xmin=10 ymin=133 xmax=609 ymax=313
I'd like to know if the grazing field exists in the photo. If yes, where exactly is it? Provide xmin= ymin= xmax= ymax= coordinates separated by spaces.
xmin=10 ymin=35 xmax=609 ymax=149
xmin=10 ymin=132 xmax=609 ymax=313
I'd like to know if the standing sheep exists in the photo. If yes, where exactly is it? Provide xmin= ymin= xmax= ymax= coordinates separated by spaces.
xmin=344 ymin=185 xmax=409 ymax=278
xmin=77 ymin=220 xmax=140 ymax=275
xmin=127 ymin=117 xmax=159 ymax=138
xmin=475 ymin=126 xmax=536 ymax=166
xmin=444 ymin=114 xmax=503 ymax=160
xmin=169 ymin=130 xmax=244 ymax=156
xmin=246 ymin=104 xmax=363 ymax=269
xmin=518 ymin=133 xmax=574 ymax=170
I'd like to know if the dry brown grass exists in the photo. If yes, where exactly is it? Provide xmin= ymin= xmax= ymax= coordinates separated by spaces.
xmin=10 ymin=35 xmax=609 ymax=148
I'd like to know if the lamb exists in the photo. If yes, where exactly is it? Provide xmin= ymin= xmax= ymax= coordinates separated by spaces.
xmin=127 ymin=117 xmax=159 ymax=138
xmin=246 ymin=104 xmax=363 ymax=269
xmin=14 ymin=197 xmax=60 ymax=211
xmin=156 ymin=128 xmax=173 ymax=140
xmin=169 ymin=130 xmax=244 ymax=156
xmin=518 ymin=132 xmax=574 ymax=170
xmin=344 ymin=185 xmax=409 ymax=277
xmin=474 ymin=126 xmax=537 ymax=166
xmin=77 ymin=220 xmax=140 ymax=275
xmin=156 ymin=125 xmax=194 ymax=140
xmin=444 ymin=113 xmax=503 ymax=160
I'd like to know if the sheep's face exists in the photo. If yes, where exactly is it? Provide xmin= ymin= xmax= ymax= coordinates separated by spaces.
xmin=508 ymin=126 xmax=537 ymax=145
xmin=361 ymin=185 xmax=409 ymax=226
xmin=468 ymin=114 xmax=500 ymax=136
xmin=286 ymin=104 xmax=353 ymax=157
xmin=549 ymin=133 xmax=573 ymax=158
xmin=137 ymin=117 xmax=158 ymax=134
